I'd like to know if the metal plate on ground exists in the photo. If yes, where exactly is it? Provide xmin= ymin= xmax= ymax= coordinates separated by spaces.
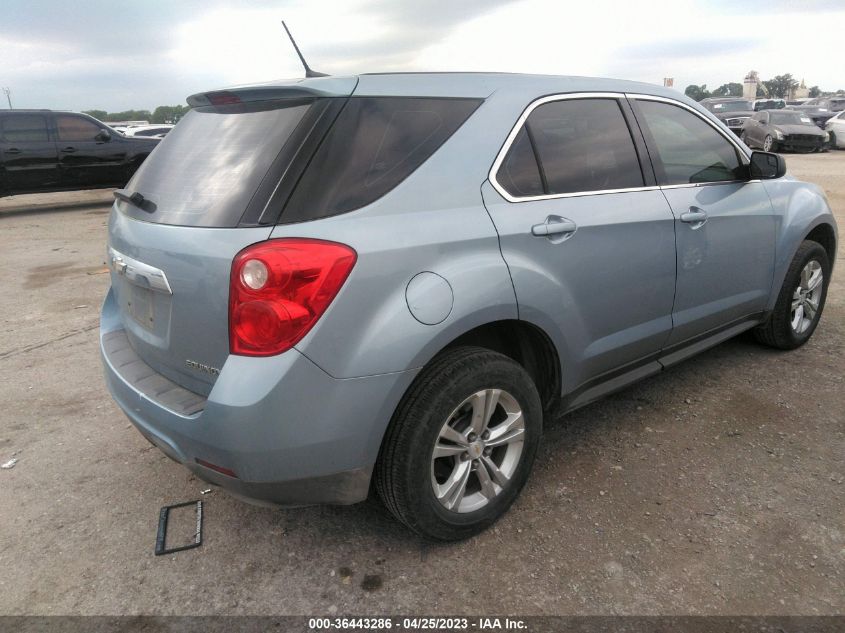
xmin=155 ymin=500 xmax=203 ymax=555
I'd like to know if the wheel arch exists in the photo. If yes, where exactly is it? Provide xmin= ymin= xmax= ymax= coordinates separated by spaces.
xmin=442 ymin=320 xmax=561 ymax=412
xmin=763 ymin=178 xmax=838 ymax=312
xmin=804 ymin=222 xmax=837 ymax=273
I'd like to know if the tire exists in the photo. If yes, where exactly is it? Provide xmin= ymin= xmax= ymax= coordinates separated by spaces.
xmin=829 ymin=132 xmax=837 ymax=150
xmin=762 ymin=135 xmax=775 ymax=152
xmin=739 ymin=131 xmax=748 ymax=145
xmin=375 ymin=346 xmax=543 ymax=541
xmin=754 ymin=240 xmax=830 ymax=350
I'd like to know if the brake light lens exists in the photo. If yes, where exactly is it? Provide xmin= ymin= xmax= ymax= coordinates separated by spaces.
xmin=229 ymin=239 xmax=357 ymax=356
xmin=206 ymin=91 xmax=242 ymax=106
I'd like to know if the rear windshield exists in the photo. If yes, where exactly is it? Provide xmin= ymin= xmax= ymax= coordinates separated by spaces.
xmin=281 ymin=97 xmax=481 ymax=223
xmin=121 ymin=100 xmax=313 ymax=227
xmin=709 ymin=100 xmax=752 ymax=112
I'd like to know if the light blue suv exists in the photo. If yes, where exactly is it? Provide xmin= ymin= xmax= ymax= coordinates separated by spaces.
xmin=101 ymin=73 xmax=837 ymax=540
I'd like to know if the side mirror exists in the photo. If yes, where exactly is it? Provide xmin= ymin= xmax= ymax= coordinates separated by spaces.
xmin=95 ymin=129 xmax=111 ymax=142
xmin=749 ymin=151 xmax=786 ymax=180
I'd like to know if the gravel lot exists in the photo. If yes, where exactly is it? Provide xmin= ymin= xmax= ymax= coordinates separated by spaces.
xmin=0 ymin=153 xmax=842 ymax=616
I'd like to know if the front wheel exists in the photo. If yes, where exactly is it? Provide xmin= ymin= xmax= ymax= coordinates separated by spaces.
xmin=754 ymin=240 xmax=830 ymax=350
xmin=762 ymin=135 xmax=776 ymax=152
xmin=740 ymin=131 xmax=750 ymax=147
xmin=829 ymin=131 xmax=837 ymax=150
xmin=375 ymin=346 xmax=542 ymax=541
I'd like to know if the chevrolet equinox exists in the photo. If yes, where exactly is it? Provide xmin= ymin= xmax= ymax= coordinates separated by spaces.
xmin=101 ymin=73 xmax=837 ymax=540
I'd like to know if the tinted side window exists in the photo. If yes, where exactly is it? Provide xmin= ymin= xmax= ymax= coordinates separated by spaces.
xmin=1 ymin=115 xmax=49 ymax=142
xmin=526 ymin=99 xmax=644 ymax=195
xmin=56 ymin=115 xmax=102 ymax=142
xmin=496 ymin=127 xmax=543 ymax=197
xmin=282 ymin=97 xmax=481 ymax=222
xmin=635 ymin=100 xmax=742 ymax=185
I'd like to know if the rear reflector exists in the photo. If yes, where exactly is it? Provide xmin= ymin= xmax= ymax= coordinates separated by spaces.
xmin=229 ymin=238 xmax=357 ymax=356
xmin=195 ymin=458 xmax=238 ymax=478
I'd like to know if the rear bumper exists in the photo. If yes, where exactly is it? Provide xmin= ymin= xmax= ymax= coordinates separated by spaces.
xmin=100 ymin=288 xmax=418 ymax=506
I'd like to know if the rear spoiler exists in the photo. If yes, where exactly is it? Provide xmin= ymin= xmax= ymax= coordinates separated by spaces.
xmin=186 ymin=76 xmax=358 ymax=107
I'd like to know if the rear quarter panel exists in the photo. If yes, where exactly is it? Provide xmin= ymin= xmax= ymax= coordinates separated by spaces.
xmin=271 ymin=203 xmax=517 ymax=379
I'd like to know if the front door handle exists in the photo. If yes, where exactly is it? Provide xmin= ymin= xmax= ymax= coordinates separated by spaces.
xmin=680 ymin=208 xmax=708 ymax=227
xmin=4 ymin=148 xmax=22 ymax=155
xmin=61 ymin=146 xmax=77 ymax=153
xmin=531 ymin=216 xmax=577 ymax=237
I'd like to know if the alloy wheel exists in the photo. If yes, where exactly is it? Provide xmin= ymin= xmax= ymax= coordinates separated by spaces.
xmin=431 ymin=389 xmax=525 ymax=513
xmin=791 ymin=260 xmax=823 ymax=334
xmin=763 ymin=135 xmax=773 ymax=152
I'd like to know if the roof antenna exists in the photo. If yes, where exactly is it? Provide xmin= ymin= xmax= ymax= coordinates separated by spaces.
xmin=282 ymin=21 xmax=328 ymax=78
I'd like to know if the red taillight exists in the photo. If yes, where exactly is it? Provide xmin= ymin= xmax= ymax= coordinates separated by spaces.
xmin=229 ymin=239 xmax=357 ymax=356
xmin=206 ymin=91 xmax=242 ymax=105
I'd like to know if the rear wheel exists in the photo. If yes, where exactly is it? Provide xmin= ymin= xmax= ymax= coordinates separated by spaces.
xmin=375 ymin=346 xmax=542 ymax=541
xmin=754 ymin=240 xmax=830 ymax=350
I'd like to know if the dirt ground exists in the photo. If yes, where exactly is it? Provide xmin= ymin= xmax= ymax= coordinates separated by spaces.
xmin=0 ymin=153 xmax=842 ymax=616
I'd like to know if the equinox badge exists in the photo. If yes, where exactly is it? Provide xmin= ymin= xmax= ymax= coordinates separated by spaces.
xmin=185 ymin=360 xmax=220 ymax=376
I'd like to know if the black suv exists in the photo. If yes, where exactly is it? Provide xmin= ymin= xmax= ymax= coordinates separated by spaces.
xmin=0 ymin=110 xmax=159 ymax=197
xmin=699 ymin=97 xmax=753 ymax=136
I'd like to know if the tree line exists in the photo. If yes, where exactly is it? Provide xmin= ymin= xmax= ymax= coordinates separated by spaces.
xmin=684 ymin=73 xmax=844 ymax=102
xmin=82 ymin=104 xmax=190 ymax=124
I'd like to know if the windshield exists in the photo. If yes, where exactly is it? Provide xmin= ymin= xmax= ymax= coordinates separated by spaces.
xmin=711 ymin=100 xmax=752 ymax=112
xmin=769 ymin=111 xmax=812 ymax=125
xmin=122 ymin=99 xmax=314 ymax=227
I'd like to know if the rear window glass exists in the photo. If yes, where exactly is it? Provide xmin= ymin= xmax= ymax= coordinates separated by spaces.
xmin=522 ymin=98 xmax=644 ymax=195
xmin=281 ymin=97 xmax=481 ymax=223
xmin=123 ymin=100 xmax=312 ymax=227
xmin=1 ymin=115 xmax=49 ymax=142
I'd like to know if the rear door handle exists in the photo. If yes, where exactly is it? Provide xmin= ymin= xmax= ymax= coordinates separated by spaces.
xmin=680 ymin=208 xmax=708 ymax=226
xmin=531 ymin=217 xmax=577 ymax=237
xmin=61 ymin=146 xmax=77 ymax=153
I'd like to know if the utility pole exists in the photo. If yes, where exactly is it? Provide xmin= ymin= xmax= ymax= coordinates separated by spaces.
xmin=1 ymin=87 xmax=11 ymax=109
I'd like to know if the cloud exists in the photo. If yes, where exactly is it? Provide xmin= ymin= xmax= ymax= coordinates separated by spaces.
xmin=1 ymin=0 xmax=843 ymax=111
xmin=617 ymin=38 xmax=761 ymax=62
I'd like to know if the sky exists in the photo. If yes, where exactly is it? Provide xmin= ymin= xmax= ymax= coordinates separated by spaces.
xmin=1 ymin=0 xmax=843 ymax=112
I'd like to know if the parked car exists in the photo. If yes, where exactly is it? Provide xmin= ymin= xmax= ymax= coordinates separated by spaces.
xmin=0 ymin=110 xmax=159 ymax=197
xmin=792 ymin=97 xmax=845 ymax=128
xmin=825 ymin=110 xmax=845 ymax=149
xmin=100 ymin=73 xmax=837 ymax=541
xmin=741 ymin=109 xmax=828 ymax=153
xmin=699 ymin=97 xmax=753 ymax=136
xmin=122 ymin=124 xmax=175 ymax=138
xmin=753 ymin=98 xmax=786 ymax=111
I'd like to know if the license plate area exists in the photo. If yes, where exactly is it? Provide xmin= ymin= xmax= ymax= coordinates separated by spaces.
xmin=127 ymin=283 xmax=155 ymax=330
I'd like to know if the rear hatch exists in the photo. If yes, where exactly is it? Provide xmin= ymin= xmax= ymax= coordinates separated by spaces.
xmin=107 ymin=79 xmax=355 ymax=396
